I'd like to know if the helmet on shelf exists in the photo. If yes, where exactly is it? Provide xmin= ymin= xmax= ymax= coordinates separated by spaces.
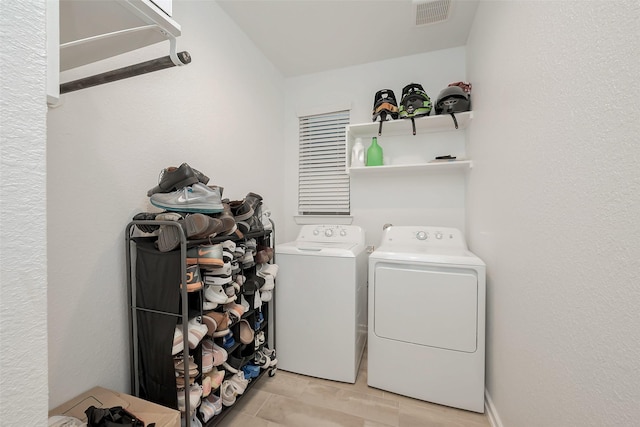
xmin=398 ymin=83 xmax=432 ymax=119
xmin=435 ymin=85 xmax=471 ymax=115
xmin=372 ymin=89 xmax=399 ymax=122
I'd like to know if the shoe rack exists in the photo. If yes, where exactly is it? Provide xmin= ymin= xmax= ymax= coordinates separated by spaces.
xmin=125 ymin=217 xmax=277 ymax=427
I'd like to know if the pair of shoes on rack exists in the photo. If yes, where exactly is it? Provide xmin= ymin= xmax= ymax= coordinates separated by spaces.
xmin=220 ymin=372 xmax=249 ymax=407
xmin=203 ymin=311 xmax=230 ymax=337
xmin=147 ymin=163 xmax=209 ymax=197
xmin=242 ymin=363 xmax=261 ymax=379
xmin=175 ymin=356 xmax=199 ymax=378
xmin=203 ymin=338 xmax=228 ymax=366
xmin=179 ymin=264 xmax=203 ymax=293
xmin=199 ymin=393 xmax=222 ymax=422
xmin=151 ymin=183 xmax=224 ymax=214
xmin=187 ymin=244 xmax=224 ymax=267
xmin=177 ymin=383 xmax=202 ymax=412
xmin=174 ymin=318 xmax=208 ymax=351
xmin=158 ymin=213 xmax=225 ymax=252
xmin=255 ymin=347 xmax=277 ymax=369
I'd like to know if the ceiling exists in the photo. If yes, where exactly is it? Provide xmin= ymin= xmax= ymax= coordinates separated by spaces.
xmin=216 ymin=0 xmax=479 ymax=77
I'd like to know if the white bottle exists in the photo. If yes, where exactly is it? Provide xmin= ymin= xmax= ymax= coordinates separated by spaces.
xmin=351 ymin=138 xmax=365 ymax=167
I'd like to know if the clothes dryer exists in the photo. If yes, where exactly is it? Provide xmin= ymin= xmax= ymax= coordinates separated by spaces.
xmin=368 ymin=226 xmax=486 ymax=412
xmin=275 ymin=225 xmax=367 ymax=383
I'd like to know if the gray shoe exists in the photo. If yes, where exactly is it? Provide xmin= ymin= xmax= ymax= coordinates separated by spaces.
xmin=150 ymin=183 xmax=224 ymax=214
xmin=147 ymin=163 xmax=210 ymax=197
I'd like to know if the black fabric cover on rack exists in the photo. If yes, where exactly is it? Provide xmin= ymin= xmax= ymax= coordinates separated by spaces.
xmin=134 ymin=239 xmax=181 ymax=409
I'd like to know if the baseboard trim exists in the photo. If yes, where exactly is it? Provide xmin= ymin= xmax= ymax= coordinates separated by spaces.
xmin=485 ymin=389 xmax=504 ymax=427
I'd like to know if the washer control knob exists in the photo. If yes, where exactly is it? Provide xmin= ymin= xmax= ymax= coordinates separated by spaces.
xmin=416 ymin=231 xmax=428 ymax=240
xmin=435 ymin=232 xmax=443 ymax=240
xmin=325 ymin=228 xmax=334 ymax=237
xmin=340 ymin=229 xmax=347 ymax=237
xmin=313 ymin=229 xmax=320 ymax=236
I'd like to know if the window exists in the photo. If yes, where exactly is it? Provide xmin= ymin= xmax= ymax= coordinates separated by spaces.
xmin=298 ymin=109 xmax=350 ymax=215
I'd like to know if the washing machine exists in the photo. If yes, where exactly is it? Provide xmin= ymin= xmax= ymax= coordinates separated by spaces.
xmin=275 ymin=225 xmax=367 ymax=383
xmin=368 ymin=226 xmax=486 ymax=413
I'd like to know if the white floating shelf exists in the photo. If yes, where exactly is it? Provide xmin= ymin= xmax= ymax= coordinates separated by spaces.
xmin=347 ymin=111 xmax=473 ymax=139
xmin=348 ymin=160 xmax=473 ymax=175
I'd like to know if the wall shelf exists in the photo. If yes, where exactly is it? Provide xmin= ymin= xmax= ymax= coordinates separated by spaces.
xmin=345 ymin=111 xmax=473 ymax=174
xmin=347 ymin=111 xmax=473 ymax=139
xmin=349 ymin=160 xmax=473 ymax=175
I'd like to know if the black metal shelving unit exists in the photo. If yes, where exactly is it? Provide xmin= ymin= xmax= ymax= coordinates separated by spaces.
xmin=125 ymin=218 xmax=276 ymax=427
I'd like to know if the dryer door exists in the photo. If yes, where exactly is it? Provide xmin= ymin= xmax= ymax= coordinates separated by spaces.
xmin=373 ymin=262 xmax=478 ymax=353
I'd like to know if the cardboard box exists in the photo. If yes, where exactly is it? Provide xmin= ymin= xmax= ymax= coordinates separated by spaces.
xmin=49 ymin=386 xmax=180 ymax=427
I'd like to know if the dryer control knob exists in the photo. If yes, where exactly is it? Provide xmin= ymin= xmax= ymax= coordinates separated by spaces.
xmin=416 ymin=231 xmax=428 ymax=240
xmin=340 ymin=229 xmax=347 ymax=237
xmin=435 ymin=232 xmax=443 ymax=240
xmin=313 ymin=229 xmax=320 ymax=236
xmin=325 ymin=229 xmax=334 ymax=237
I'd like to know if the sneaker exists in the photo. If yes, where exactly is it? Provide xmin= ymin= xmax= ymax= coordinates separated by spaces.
xmin=205 ymin=393 xmax=223 ymax=415
xmin=224 ymin=303 xmax=245 ymax=322
xmin=177 ymin=382 xmax=203 ymax=412
xmin=230 ymin=192 xmax=263 ymax=221
xmin=147 ymin=163 xmax=209 ymax=197
xmin=201 ymin=262 xmax=231 ymax=276
xmin=239 ymin=319 xmax=254 ymax=345
xmin=187 ymin=317 xmax=208 ymax=349
xmin=254 ymin=350 xmax=271 ymax=369
xmin=220 ymin=380 xmax=237 ymax=407
xmin=175 ymin=374 xmax=195 ymax=388
xmin=204 ymin=284 xmax=232 ymax=305
xmin=202 ymin=348 xmax=214 ymax=374
xmin=187 ymin=244 xmax=224 ymax=267
xmin=216 ymin=200 xmax=238 ymax=235
xmin=242 ymin=363 xmax=261 ymax=380
xmin=254 ymin=331 xmax=265 ymax=350
xmin=203 ymin=274 xmax=233 ymax=286
xmin=222 ymin=331 xmax=235 ymax=349
xmin=198 ymin=396 xmax=216 ymax=423
xmin=204 ymin=311 xmax=230 ymax=337
xmin=172 ymin=327 xmax=184 ymax=355
xmin=202 ymin=338 xmax=229 ymax=367
xmin=132 ymin=212 xmax=160 ymax=234
xmin=174 ymin=355 xmax=199 ymax=377
xmin=201 ymin=374 xmax=212 ymax=398
xmin=222 ymin=354 xmax=245 ymax=374
xmin=150 ymin=183 xmax=224 ymax=214
xmin=228 ymin=371 xmax=249 ymax=395
xmin=262 ymin=346 xmax=278 ymax=367
xmin=204 ymin=368 xmax=225 ymax=391
xmin=180 ymin=264 xmax=203 ymax=292
xmin=201 ymin=313 xmax=218 ymax=336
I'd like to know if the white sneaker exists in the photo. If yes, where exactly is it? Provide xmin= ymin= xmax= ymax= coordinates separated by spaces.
xmin=187 ymin=317 xmax=208 ymax=349
xmin=204 ymin=284 xmax=229 ymax=304
xmin=220 ymin=381 xmax=237 ymax=407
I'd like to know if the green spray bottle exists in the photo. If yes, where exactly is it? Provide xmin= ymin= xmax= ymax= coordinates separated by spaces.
xmin=366 ymin=137 xmax=383 ymax=166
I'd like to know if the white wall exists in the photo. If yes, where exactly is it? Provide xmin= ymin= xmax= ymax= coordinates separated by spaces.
xmin=47 ymin=1 xmax=285 ymax=407
xmin=0 ymin=1 xmax=49 ymax=425
xmin=466 ymin=1 xmax=640 ymax=426
xmin=283 ymin=48 xmax=468 ymax=246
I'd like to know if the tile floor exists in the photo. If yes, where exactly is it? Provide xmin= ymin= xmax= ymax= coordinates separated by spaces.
xmin=215 ymin=352 xmax=490 ymax=427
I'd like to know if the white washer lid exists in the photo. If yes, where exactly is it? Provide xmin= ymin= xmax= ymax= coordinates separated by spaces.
xmin=276 ymin=240 xmax=363 ymax=257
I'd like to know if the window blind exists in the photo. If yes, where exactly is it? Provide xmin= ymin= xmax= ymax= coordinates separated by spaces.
xmin=298 ymin=110 xmax=350 ymax=215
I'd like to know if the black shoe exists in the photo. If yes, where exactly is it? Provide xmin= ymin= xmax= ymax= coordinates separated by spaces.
xmin=132 ymin=212 xmax=159 ymax=233
xmin=230 ymin=192 xmax=263 ymax=221
xmin=146 ymin=163 xmax=210 ymax=197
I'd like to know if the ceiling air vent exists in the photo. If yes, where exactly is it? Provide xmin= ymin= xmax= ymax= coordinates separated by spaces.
xmin=414 ymin=0 xmax=452 ymax=27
